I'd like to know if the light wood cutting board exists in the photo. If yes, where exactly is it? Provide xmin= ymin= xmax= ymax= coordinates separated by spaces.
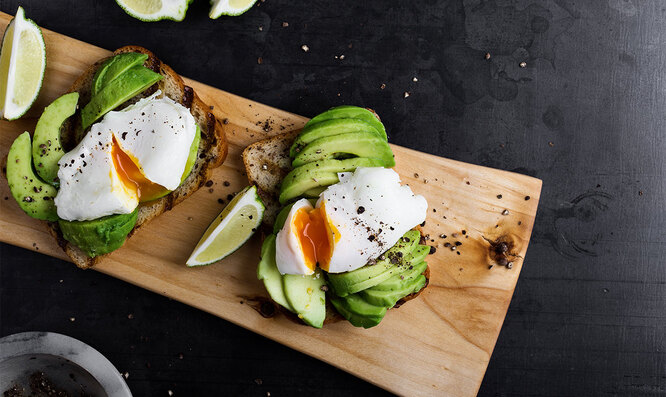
xmin=0 ymin=12 xmax=542 ymax=397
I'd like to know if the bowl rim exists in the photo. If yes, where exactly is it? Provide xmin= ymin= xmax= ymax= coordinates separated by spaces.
xmin=0 ymin=331 xmax=132 ymax=397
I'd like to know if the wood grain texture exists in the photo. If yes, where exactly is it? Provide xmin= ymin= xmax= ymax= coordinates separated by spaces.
xmin=0 ymin=12 xmax=541 ymax=396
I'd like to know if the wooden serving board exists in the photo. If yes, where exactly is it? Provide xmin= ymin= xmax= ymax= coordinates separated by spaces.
xmin=0 ymin=12 xmax=542 ymax=397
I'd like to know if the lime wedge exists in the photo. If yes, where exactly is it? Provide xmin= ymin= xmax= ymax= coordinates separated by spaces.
xmin=0 ymin=7 xmax=45 ymax=120
xmin=209 ymin=0 xmax=259 ymax=18
xmin=115 ymin=0 xmax=191 ymax=22
xmin=186 ymin=185 xmax=265 ymax=266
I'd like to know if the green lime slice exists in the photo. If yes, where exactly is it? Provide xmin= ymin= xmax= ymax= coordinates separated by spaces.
xmin=115 ymin=0 xmax=191 ymax=22
xmin=186 ymin=185 xmax=265 ymax=266
xmin=209 ymin=0 xmax=259 ymax=18
xmin=0 ymin=7 xmax=46 ymax=120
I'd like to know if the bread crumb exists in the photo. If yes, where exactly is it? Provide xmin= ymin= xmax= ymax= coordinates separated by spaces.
xmin=301 ymin=44 xmax=309 ymax=52
xmin=282 ymin=22 xmax=289 ymax=27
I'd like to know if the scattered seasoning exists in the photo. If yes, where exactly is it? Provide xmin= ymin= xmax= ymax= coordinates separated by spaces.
xmin=223 ymin=181 xmax=230 ymax=187
xmin=498 ymin=257 xmax=508 ymax=266
xmin=450 ymin=246 xmax=457 ymax=251
xmin=455 ymin=241 xmax=462 ymax=246
xmin=525 ymin=195 xmax=531 ymax=201
xmin=444 ymin=242 xmax=451 ymax=247
xmin=548 ymin=141 xmax=554 ymax=147
xmin=218 ymin=198 xmax=225 ymax=204
xmin=451 ymin=233 xmax=459 ymax=238
xmin=205 ymin=180 xmax=214 ymax=187
xmin=368 ymin=235 xmax=375 ymax=242
xmin=123 ymin=372 xmax=129 ymax=379
xmin=495 ymin=242 xmax=509 ymax=254
xmin=488 ymin=265 xmax=494 ymax=269
xmin=639 ymin=190 xmax=643 ymax=196
xmin=439 ymin=234 xmax=447 ymax=238
xmin=519 ymin=61 xmax=527 ymax=68
xmin=187 ymin=217 xmax=193 ymax=221
xmin=501 ymin=209 xmax=510 ymax=216
xmin=466 ymin=181 xmax=470 ymax=185
xmin=282 ymin=21 xmax=289 ymax=27
xmin=258 ymin=26 xmax=263 ymax=31
xmin=497 ymin=194 xmax=502 ymax=199
xmin=356 ymin=206 xmax=366 ymax=214
xmin=380 ymin=83 xmax=386 ymax=90
xmin=412 ymin=77 xmax=418 ymax=82
xmin=168 ymin=391 xmax=173 ymax=396
xmin=506 ymin=262 xmax=513 ymax=269
xmin=222 ymin=118 xmax=229 ymax=124
xmin=227 ymin=194 xmax=234 ymax=201
xmin=404 ymin=91 xmax=410 ymax=98
xmin=518 ymin=221 xmax=522 ymax=225
xmin=255 ymin=379 xmax=263 ymax=385
xmin=69 ymin=317 xmax=75 ymax=322
xmin=485 ymin=52 xmax=491 ymax=60
xmin=320 ymin=285 xmax=329 ymax=291
xmin=257 ymin=57 xmax=263 ymax=64
xmin=127 ymin=313 xmax=134 ymax=319
xmin=301 ymin=44 xmax=309 ymax=52
xmin=457 ymin=251 xmax=461 ymax=255
xmin=208 ymin=188 xmax=214 ymax=193
xmin=420 ymin=221 xmax=426 ymax=227
xmin=429 ymin=246 xmax=436 ymax=254
xmin=262 ymin=164 xmax=268 ymax=170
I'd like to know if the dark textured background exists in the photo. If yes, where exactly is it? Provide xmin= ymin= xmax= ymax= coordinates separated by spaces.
xmin=1 ymin=0 xmax=665 ymax=396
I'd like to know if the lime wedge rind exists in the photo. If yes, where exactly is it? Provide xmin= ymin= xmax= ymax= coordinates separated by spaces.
xmin=115 ymin=0 xmax=190 ymax=22
xmin=186 ymin=185 xmax=265 ymax=267
xmin=209 ymin=0 xmax=259 ymax=18
xmin=1 ymin=7 xmax=46 ymax=121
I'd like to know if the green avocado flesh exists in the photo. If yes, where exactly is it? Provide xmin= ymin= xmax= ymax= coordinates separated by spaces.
xmin=304 ymin=106 xmax=387 ymax=141
xmin=32 ymin=93 xmax=79 ymax=186
xmin=81 ymin=65 xmax=162 ymax=130
xmin=290 ymin=118 xmax=385 ymax=157
xmin=92 ymin=52 xmax=149 ymax=97
xmin=291 ymin=131 xmax=395 ymax=168
xmin=283 ymin=269 xmax=327 ymax=328
xmin=7 ymin=132 xmax=59 ymax=221
xmin=326 ymin=230 xmax=421 ymax=297
xmin=257 ymin=234 xmax=295 ymax=312
xmin=58 ymin=209 xmax=138 ymax=258
xmin=360 ymin=274 xmax=427 ymax=308
xmin=369 ymin=260 xmax=428 ymax=292
xmin=330 ymin=294 xmax=387 ymax=329
xmin=279 ymin=157 xmax=385 ymax=204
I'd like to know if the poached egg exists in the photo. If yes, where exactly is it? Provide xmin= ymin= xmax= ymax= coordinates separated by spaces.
xmin=275 ymin=167 xmax=427 ymax=275
xmin=54 ymin=91 xmax=196 ymax=221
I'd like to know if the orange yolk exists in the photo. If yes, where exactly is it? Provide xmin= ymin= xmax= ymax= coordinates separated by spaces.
xmin=111 ymin=137 xmax=169 ymax=201
xmin=292 ymin=204 xmax=340 ymax=272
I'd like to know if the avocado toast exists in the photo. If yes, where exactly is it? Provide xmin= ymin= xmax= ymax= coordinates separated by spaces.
xmin=243 ymin=106 xmax=431 ymax=328
xmin=5 ymin=46 xmax=227 ymax=269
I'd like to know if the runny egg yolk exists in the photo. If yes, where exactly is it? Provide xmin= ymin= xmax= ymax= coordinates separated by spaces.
xmin=292 ymin=204 xmax=340 ymax=272
xmin=111 ymin=137 xmax=169 ymax=201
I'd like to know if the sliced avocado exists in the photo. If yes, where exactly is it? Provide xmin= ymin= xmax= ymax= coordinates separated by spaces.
xmin=327 ymin=230 xmax=421 ymax=297
xmin=272 ymin=203 xmax=295 ymax=234
xmin=92 ymin=52 xmax=149 ymax=96
xmin=257 ymin=234 xmax=295 ymax=312
xmin=58 ymin=209 xmax=138 ymax=258
xmin=290 ymin=118 xmax=385 ymax=157
xmin=283 ymin=270 xmax=327 ymax=328
xmin=305 ymin=106 xmax=387 ymax=141
xmin=6 ymin=132 xmax=58 ymax=221
xmin=278 ymin=157 xmax=385 ymax=204
xmin=360 ymin=275 xmax=427 ymax=308
xmin=139 ymin=125 xmax=201 ymax=202
xmin=292 ymin=131 xmax=395 ymax=168
xmin=330 ymin=294 xmax=387 ymax=329
xmin=31 ymin=92 xmax=79 ymax=186
xmin=81 ymin=65 xmax=162 ymax=130
xmin=367 ymin=260 xmax=428 ymax=292
xmin=302 ymin=186 xmax=326 ymax=198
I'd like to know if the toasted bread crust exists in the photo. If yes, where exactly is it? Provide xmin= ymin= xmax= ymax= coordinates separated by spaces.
xmin=47 ymin=46 xmax=227 ymax=269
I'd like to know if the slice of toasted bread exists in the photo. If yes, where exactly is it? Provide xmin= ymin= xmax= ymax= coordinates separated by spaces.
xmin=242 ymin=125 xmax=430 ymax=325
xmin=47 ymin=46 xmax=227 ymax=269
xmin=242 ymin=129 xmax=299 ymax=226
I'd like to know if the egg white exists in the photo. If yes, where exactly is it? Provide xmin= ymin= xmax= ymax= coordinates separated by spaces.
xmin=54 ymin=91 xmax=196 ymax=222
xmin=274 ymin=167 xmax=428 ymax=275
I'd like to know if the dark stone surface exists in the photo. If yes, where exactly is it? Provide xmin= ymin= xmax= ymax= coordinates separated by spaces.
xmin=1 ymin=0 xmax=664 ymax=395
